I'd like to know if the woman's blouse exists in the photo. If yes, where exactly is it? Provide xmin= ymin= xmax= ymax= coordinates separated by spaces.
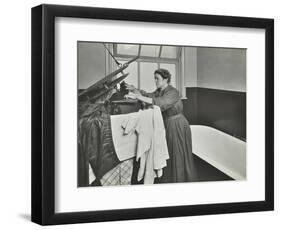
xmin=140 ymin=85 xmax=183 ymax=120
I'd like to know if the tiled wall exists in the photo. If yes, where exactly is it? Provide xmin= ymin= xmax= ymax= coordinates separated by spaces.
xmin=183 ymin=87 xmax=246 ymax=141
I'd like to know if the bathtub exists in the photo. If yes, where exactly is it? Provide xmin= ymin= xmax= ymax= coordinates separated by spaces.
xmin=190 ymin=125 xmax=246 ymax=180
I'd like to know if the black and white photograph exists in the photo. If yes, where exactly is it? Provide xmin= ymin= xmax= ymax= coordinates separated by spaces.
xmin=0 ymin=0 xmax=278 ymax=228
xmin=29 ymin=3 xmax=274 ymax=226
xmin=78 ymin=42 xmax=246 ymax=187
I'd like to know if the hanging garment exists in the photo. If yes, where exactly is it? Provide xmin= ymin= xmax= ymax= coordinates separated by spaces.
xmin=111 ymin=106 xmax=169 ymax=184
xmin=134 ymin=106 xmax=169 ymax=183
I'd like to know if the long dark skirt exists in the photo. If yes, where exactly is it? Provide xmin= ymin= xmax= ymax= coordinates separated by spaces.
xmin=156 ymin=114 xmax=197 ymax=183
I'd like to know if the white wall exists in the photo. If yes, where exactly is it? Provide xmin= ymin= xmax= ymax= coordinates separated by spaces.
xmin=183 ymin=47 xmax=246 ymax=92
xmin=197 ymin=47 xmax=246 ymax=92
xmin=1 ymin=0 xmax=280 ymax=229
xmin=78 ymin=42 xmax=106 ymax=89
xmin=183 ymin=47 xmax=198 ymax=87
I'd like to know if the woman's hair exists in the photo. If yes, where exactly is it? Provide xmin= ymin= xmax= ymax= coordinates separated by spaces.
xmin=154 ymin=68 xmax=171 ymax=83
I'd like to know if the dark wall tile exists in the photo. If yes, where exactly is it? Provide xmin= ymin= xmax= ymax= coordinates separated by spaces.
xmin=183 ymin=87 xmax=246 ymax=140
xmin=183 ymin=87 xmax=198 ymax=124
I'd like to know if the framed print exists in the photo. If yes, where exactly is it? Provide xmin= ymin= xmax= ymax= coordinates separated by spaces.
xmin=31 ymin=4 xmax=274 ymax=225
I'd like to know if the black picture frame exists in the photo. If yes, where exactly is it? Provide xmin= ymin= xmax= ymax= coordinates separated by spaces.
xmin=31 ymin=4 xmax=274 ymax=225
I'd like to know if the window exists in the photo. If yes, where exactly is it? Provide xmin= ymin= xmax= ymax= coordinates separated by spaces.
xmin=161 ymin=46 xmax=178 ymax=59
xmin=117 ymin=60 xmax=138 ymax=87
xmin=140 ymin=45 xmax=161 ymax=57
xmin=140 ymin=62 xmax=158 ymax=92
xmin=116 ymin=44 xmax=139 ymax=56
xmin=112 ymin=43 xmax=181 ymax=94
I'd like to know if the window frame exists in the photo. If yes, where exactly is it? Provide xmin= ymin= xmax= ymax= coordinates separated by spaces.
xmin=110 ymin=45 xmax=183 ymax=96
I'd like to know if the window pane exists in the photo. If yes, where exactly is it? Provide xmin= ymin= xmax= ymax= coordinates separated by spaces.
xmin=160 ymin=63 xmax=176 ymax=88
xmin=117 ymin=44 xmax=139 ymax=56
xmin=140 ymin=62 xmax=158 ymax=92
xmin=161 ymin=46 xmax=178 ymax=59
xmin=140 ymin=45 xmax=160 ymax=57
xmin=118 ymin=60 xmax=138 ymax=87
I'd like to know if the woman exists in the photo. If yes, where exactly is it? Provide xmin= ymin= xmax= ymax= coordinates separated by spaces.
xmin=125 ymin=68 xmax=197 ymax=183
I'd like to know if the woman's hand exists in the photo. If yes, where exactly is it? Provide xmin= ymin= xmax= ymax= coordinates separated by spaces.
xmin=125 ymin=91 xmax=153 ymax=105
xmin=125 ymin=83 xmax=140 ymax=94
xmin=124 ymin=92 xmax=139 ymax=100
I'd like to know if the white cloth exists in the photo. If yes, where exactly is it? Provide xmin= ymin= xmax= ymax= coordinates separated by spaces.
xmin=135 ymin=106 xmax=169 ymax=183
xmin=152 ymin=106 xmax=170 ymax=171
xmin=134 ymin=109 xmax=154 ymax=183
xmin=110 ymin=112 xmax=139 ymax=161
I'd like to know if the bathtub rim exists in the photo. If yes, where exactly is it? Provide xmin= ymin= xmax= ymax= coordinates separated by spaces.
xmin=190 ymin=124 xmax=246 ymax=180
